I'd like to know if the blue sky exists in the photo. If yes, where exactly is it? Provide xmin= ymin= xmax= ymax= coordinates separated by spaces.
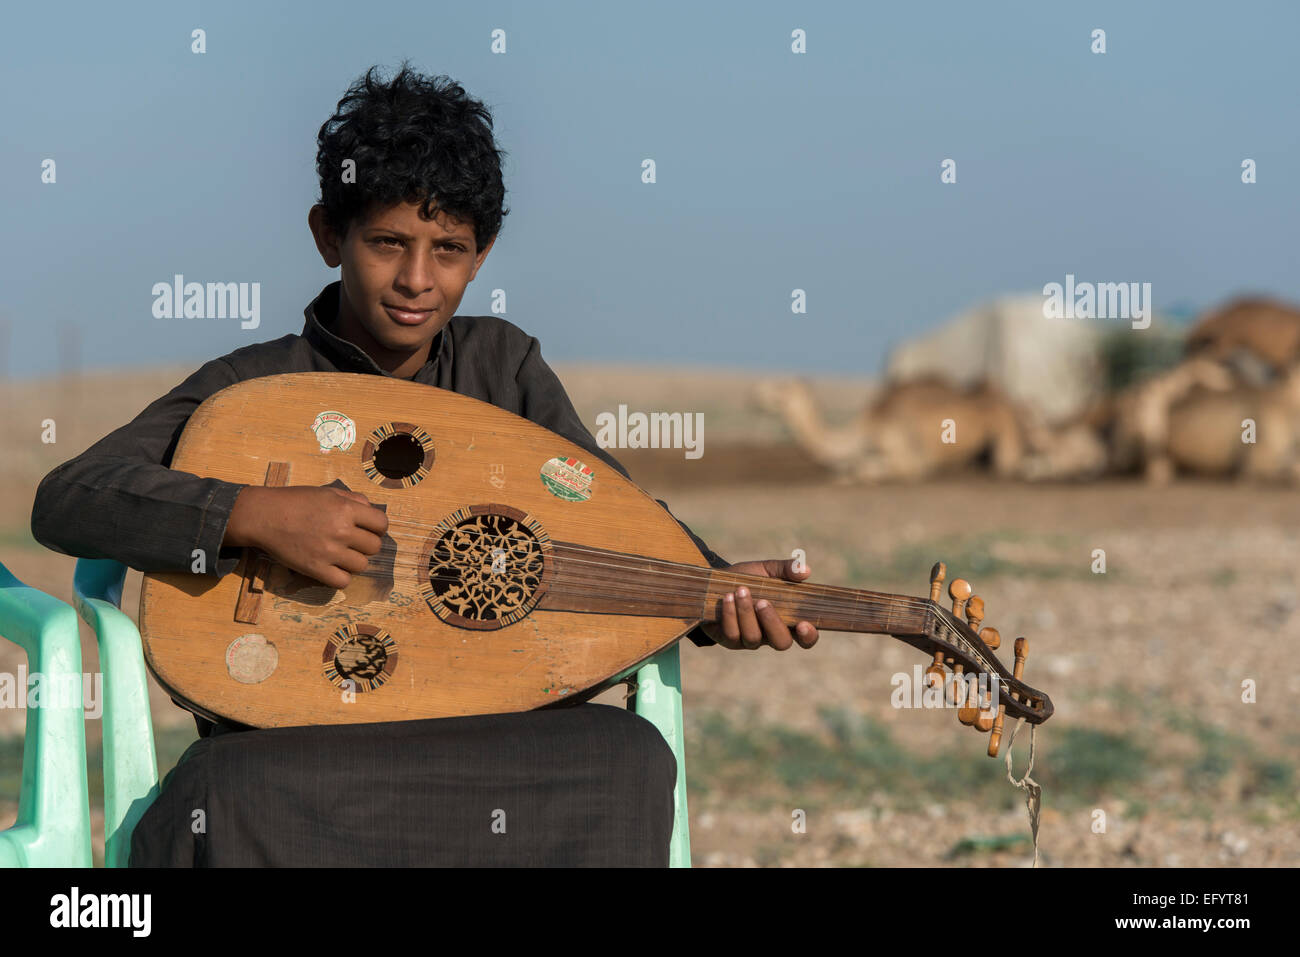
xmin=2 ymin=0 xmax=1297 ymax=379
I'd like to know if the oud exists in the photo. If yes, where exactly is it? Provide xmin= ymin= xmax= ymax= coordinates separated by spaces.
xmin=140 ymin=372 xmax=1053 ymax=755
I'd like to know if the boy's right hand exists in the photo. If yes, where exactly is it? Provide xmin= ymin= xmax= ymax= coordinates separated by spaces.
xmin=223 ymin=485 xmax=388 ymax=589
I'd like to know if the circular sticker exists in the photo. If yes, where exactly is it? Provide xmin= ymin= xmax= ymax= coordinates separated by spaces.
xmin=312 ymin=410 xmax=356 ymax=452
xmin=540 ymin=456 xmax=594 ymax=502
xmin=225 ymin=633 xmax=278 ymax=684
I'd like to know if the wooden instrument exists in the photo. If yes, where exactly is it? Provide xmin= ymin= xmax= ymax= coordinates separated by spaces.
xmin=139 ymin=372 xmax=1053 ymax=753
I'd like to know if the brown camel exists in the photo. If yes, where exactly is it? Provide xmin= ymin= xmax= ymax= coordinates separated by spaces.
xmin=1162 ymin=362 xmax=1300 ymax=483
xmin=1021 ymin=355 xmax=1300 ymax=483
xmin=1184 ymin=297 xmax=1300 ymax=377
xmin=754 ymin=376 xmax=1033 ymax=482
xmin=1019 ymin=357 xmax=1236 ymax=482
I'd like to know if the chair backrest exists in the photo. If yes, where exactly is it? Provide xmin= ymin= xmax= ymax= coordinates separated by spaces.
xmin=0 ymin=561 xmax=92 ymax=867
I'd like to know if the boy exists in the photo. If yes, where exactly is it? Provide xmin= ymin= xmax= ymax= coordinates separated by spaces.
xmin=31 ymin=63 xmax=819 ymax=866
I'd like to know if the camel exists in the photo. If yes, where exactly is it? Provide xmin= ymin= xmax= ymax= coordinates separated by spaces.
xmin=1018 ymin=356 xmax=1235 ymax=482
xmin=754 ymin=376 xmax=1034 ymax=482
xmin=1162 ymin=362 xmax=1300 ymax=483
xmin=1184 ymin=298 xmax=1300 ymax=379
xmin=1020 ymin=355 xmax=1300 ymax=484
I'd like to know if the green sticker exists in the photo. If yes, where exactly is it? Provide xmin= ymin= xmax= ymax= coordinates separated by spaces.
xmin=540 ymin=455 xmax=594 ymax=501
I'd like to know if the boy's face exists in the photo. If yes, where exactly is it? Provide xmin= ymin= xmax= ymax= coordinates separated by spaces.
xmin=308 ymin=199 xmax=495 ymax=377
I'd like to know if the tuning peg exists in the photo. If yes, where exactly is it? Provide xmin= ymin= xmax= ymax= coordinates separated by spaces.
xmin=988 ymin=637 xmax=1028 ymax=757
xmin=960 ymin=596 xmax=994 ymax=725
xmin=974 ymin=663 xmax=997 ymax=731
xmin=925 ymin=563 xmax=948 ymax=685
xmin=957 ymin=667 xmax=979 ymax=725
xmin=948 ymin=664 xmax=966 ymax=706
xmin=929 ymin=561 xmax=947 ymax=601
xmin=936 ymin=576 xmax=975 ymax=703
xmin=948 ymin=578 xmax=972 ymax=618
xmin=970 ymin=616 xmax=999 ymax=728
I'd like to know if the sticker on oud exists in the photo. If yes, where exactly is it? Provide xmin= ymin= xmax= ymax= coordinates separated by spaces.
xmin=540 ymin=456 xmax=594 ymax=501
xmin=226 ymin=633 xmax=278 ymax=684
xmin=312 ymin=411 xmax=356 ymax=452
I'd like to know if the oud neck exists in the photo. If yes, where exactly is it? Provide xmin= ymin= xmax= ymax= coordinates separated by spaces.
xmin=700 ymin=569 xmax=931 ymax=636
xmin=547 ymin=544 xmax=933 ymax=637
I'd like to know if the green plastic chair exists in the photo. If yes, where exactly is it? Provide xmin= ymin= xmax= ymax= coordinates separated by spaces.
xmin=0 ymin=561 xmax=92 ymax=867
xmin=618 ymin=643 xmax=692 ymax=867
xmin=71 ymin=559 xmax=160 ymax=868
xmin=69 ymin=558 xmax=692 ymax=867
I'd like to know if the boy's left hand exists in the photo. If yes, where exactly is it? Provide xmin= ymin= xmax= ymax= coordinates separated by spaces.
xmin=701 ymin=558 xmax=820 ymax=651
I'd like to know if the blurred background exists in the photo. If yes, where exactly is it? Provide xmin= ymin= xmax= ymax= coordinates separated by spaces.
xmin=2 ymin=0 xmax=1298 ymax=865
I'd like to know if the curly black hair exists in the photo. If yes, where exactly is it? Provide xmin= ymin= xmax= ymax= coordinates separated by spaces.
xmin=315 ymin=61 xmax=509 ymax=252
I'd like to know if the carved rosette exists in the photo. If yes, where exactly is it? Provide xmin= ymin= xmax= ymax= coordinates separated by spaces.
xmin=419 ymin=505 xmax=553 ymax=630
xmin=322 ymin=623 xmax=397 ymax=692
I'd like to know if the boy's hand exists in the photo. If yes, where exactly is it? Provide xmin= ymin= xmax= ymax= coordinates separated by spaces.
xmin=223 ymin=485 xmax=388 ymax=590
xmin=701 ymin=558 xmax=820 ymax=650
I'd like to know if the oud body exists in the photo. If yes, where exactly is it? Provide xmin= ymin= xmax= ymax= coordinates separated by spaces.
xmin=140 ymin=373 xmax=725 ymax=727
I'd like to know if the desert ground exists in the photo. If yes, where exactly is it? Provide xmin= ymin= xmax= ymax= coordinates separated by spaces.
xmin=1 ymin=364 xmax=1297 ymax=866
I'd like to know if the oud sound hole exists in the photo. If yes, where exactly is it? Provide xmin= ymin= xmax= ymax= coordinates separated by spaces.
xmin=361 ymin=422 xmax=435 ymax=489
xmin=419 ymin=507 xmax=552 ymax=630
xmin=335 ymin=636 xmax=387 ymax=680
xmin=322 ymin=624 xmax=397 ymax=692
xmin=374 ymin=433 xmax=424 ymax=478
